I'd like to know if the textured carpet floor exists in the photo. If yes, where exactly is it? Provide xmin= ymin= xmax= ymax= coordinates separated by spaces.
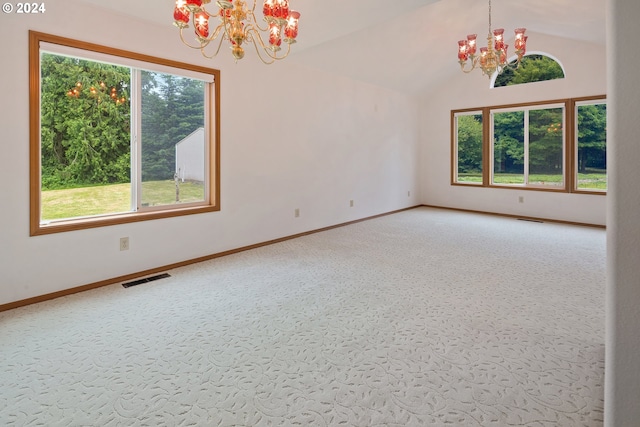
xmin=0 ymin=207 xmax=606 ymax=426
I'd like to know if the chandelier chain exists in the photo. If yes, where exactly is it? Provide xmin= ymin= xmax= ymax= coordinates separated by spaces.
xmin=488 ymin=0 xmax=492 ymax=34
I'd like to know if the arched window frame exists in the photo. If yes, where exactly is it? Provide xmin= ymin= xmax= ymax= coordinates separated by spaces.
xmin=490 ymin=52 xmax=566 ymax=88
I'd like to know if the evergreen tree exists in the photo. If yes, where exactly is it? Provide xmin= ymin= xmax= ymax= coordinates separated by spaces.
xmin=493 ymin=111 xmax=524 ymax=174
xmin=456 ymin=115 xmax=483 ymax=174
xmin=577 ymin=104 xmax=607 ymax=173
xmin=141 ymin=72 xmax=205 ymax=182
xmin=494 ymin=55 xmax=564 ymax=88
xmin=528 ymin=108 xmax=563 ymax=174
xmin=40 ymin=53 xmax=130 ymax=189
xmin=40 ymin=55 xmax=205 ymax=189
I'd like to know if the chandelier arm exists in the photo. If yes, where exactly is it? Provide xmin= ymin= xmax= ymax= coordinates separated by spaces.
xmin=247 ymin=4 xmax=270 ymax=32
xmin=206 ymin=24 xmax=226 ymax=46
xmin=251 ymin=16 xmax=270 ymax=32
xmin=501 ymin=57 xmax=523 ymax=72
xmin=246 ymin=25 xmax=270 ymax=50
xmin=199 ymin=29 xmax=228 ymax=60
xmin=211 ymin=23 xmax=225 ymax=42
xmin=246 ymin=27 xmax=278 ymax=64
xmin=179 ymin=29 xmax=210 ymax=50
xmin=198 ymin=24 xmax=226 ymax=50
xmin=459 ymin=57 xmax=481 ymax=74
xmin=248 ymin=0 xmax=269 ymax=31
xmin=219 ymin=11 xmax=233 ymax=43
xmin=246 ymin=26 xmax=292 ymax=63
xmin=251 ymin=45 xmax=277 ymax=65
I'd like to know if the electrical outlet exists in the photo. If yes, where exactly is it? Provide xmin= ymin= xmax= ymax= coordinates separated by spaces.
xmin=408 ymin=190 xmax=411 ymax=197
xmin=294 ymin=208 xmax=300 ymax=218
xmin=350 ymin=200 xmax=354 ymax=207
xmin=518 ymin=196 xmax=524 ymax=203
xmin=119 ymin=237 xmax=129 ymax=251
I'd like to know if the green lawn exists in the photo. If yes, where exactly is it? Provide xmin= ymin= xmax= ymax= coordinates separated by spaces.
xmin=577 ymin=173 xmax=608 ymax=190
xmin=42 ymin=180 xmax=205 ymax=221
xmin=457 ymin=173 xmax=607 ymax=190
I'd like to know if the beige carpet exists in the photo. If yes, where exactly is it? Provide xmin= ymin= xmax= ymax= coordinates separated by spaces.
xmin=0 ymin=207 xmax=605 ymax=426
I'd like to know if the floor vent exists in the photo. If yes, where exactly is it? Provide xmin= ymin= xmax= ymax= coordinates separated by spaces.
xmin=517 ymin=218 xmax=544 ymax=223
xmin=122 ymin=273 xmax=171 ymax=288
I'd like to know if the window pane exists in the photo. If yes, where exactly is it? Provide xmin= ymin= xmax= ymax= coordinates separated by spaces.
xmin=493 ymin=111 xmax=524 ymax=184
xmin=576 ymin=103 xmax=607 ymax=191
xmin=493 ymin=54 xmax=565 ymax=88
xmin=140 ymin=71 xmax=206 ymax=208
xmin=455 ymin=113 xmax=483 ymax=184
xmin=40 ymin=52 xmax=131 ymax=221
xmin=528 ymin=107 xmax=564 ymax=187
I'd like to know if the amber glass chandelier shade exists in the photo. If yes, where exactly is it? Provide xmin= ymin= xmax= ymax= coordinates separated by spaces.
xmin=194 ymin=11 xmax=210 ymax=38
xmin=173 ymin=5 xmax=190 ymax=27
xmin=500 ymin=44 xmax=508 ymax=64
xmin=466 ymin=34 xmax=477 ymax=56
xmin=458 ymin=40 xmax=468 ymax=61
xmin=514 ymin=28 xmax=528 ymax=55
xmin=263 ymin=0 xmax=289 ymax=20
xmin=493 ymin=28 xmax=504 ymax=50
xmin=269 ymin=22 xmax=282 ymax=47
xmin=185 ymin=0 xmax=203 ymax=11
xmin=284 ymin=11 xmax=300 ymax=40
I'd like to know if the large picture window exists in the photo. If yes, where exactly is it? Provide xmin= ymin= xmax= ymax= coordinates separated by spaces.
xmin=452 ymin=96 xmax=605 ymax=194
xmin=30 ymin=31 xmax=220 ymax=235
xmin=492 ymin=104 xmax=565 ymax=188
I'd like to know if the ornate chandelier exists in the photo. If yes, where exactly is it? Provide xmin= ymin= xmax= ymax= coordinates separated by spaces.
xmin=457 ymin=0 xmax=528 ymax=77
xmin=173 ymin=0 xmax=301 ymax=64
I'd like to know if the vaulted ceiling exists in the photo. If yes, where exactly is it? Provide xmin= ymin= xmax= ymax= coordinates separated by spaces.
xmin=78 ymin=0 xmax=606 ymax=96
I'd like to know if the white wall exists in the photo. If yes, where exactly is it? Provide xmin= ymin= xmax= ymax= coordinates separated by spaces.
xmin=419 ymin=32 xmax=607 ymax=226
xmin=605 ymin=0 xmax=640 ymax=424
xmin=0 ymin=0 xmax=419 ymax=306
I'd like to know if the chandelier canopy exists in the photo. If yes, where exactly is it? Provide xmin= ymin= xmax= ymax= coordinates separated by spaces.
xmin=457 ymin=0 xmax=528 ymax=77
xmin=173 ymin=0 xmax=301 ymax=64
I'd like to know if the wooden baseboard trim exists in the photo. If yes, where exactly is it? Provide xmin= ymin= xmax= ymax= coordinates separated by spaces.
xmin=0 ymin=206 xmax=421 ymax=313
xmin=421 ymin=204 xmax=606 ymax=229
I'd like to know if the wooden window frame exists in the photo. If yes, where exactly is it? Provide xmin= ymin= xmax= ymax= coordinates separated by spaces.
xmin=451 ymin=95 xmax=606 ymax=195
xmin=571 ymin=95 xmax=608 ymax=195
xmin=29 ymin=31 xmax=221 ymax=236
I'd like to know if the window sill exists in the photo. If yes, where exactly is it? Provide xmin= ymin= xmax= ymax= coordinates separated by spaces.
xmin=31 ymin=204 xmax=219 ymax=236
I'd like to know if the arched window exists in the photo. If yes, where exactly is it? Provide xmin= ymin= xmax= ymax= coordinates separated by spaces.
xmin=493 ymin=53 xmax=565 ymax=88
